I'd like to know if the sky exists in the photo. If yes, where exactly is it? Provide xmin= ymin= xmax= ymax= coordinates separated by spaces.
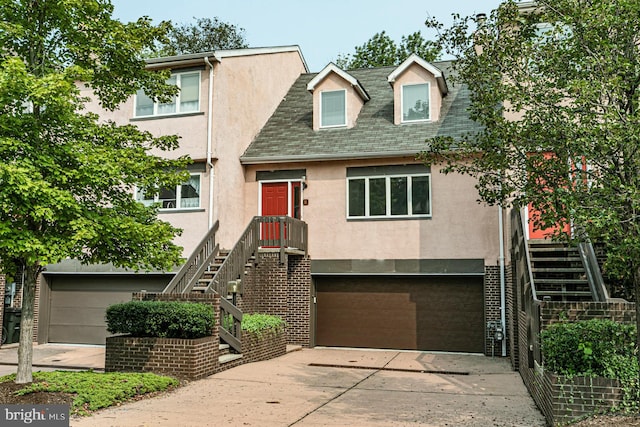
xmin=110 ymin=0 xmax=505 ymax=72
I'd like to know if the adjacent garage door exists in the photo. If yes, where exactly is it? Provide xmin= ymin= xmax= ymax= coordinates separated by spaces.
xmin=315 ymin=276 xmax=484 ymax=353
xmin=46 ymin=275 xmax=168 ymax=345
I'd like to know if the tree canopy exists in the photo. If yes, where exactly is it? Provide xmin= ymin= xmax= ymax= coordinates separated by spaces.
xmin=421 ymin=0 xmax=640 ymax=310
xmin=0 ymin=0 xmax=189 ymax=382
xmin=335 ymin=30 xmax=439 ymax=69
xmin=151 ymin=17 xmax=248 ymax=57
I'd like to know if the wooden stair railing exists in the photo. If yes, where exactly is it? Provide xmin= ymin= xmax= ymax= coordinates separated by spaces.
xmin=163 ymin=221 xmax=220 ymax=294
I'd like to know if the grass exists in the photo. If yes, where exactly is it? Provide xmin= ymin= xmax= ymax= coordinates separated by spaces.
xmin=0 ymin=370 xmax=179 ymax=416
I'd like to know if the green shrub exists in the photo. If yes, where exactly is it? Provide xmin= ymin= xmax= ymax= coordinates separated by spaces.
xmin=241 ymin=313 xmax=285 ymax=337
xmin=541 ymin=319 xmax=636 ymax=377
xmin=106 ymin=300 xmax=214 ymax=339
xmin=541 ymin=319 xmax=640 ymax=412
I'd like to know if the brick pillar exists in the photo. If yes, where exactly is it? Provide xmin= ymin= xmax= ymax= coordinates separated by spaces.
xmin=484 ymin=265 xmax=505 ymax=357
xmin=287 ymin=255 xmax=311 ymax=347
xmin=254 ymin=252 xmax=288 ymax=316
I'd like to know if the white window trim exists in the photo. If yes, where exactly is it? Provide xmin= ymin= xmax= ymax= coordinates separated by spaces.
xmin=319 ymin=89 xmax=347 ymax=128
xmin=136 ymin=173 xmax=202 ymax=211
xmin=134 ymin=71 xmax=201 ymax=118
xmin=400 ymin=82 xmax=431 ymax=123
xmin=346 ymin=173 xmax=432 ymax=219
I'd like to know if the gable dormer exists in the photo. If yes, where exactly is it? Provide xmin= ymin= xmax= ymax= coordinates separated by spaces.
xmin=387 ymin=54 xmax=448 ymax=125
xmin=307 ymin=63 xmax=369 ymax=131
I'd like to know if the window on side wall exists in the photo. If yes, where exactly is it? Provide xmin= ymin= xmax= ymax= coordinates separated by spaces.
xmin=135 ymin=71 xmax=200 ymax=118
xmin=136 ymin=174 xmax=201 ymax=210
xmin=347 ymin=171 xmax=431 ymax=219
xmin=401 ymin=83 xmax=429 ymax=122
xmin=320 ymin=89 xmax=346 ymax=127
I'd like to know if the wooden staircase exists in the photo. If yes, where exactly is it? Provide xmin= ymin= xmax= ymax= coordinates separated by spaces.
xmin=192 ymin=249 xmax=231 ymax=292
xmin=528 ymin=240 xmax=592 ymax=302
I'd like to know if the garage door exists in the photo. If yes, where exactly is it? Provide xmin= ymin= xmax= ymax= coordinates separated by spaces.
xmin=46 ymin=275 xmax=168 ymax=345
xmin=315 ymin=276 xmax=484 ymax=353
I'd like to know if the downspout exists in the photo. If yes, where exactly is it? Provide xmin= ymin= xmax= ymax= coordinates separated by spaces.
xmin=204 ymin=56 xmax=215 ymax=230
xmin=498 ymin=204 xmax=507 ymax=357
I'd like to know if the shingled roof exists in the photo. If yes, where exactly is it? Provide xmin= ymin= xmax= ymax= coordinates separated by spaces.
xmin=240 ymin=60 xmax=481 ymax=164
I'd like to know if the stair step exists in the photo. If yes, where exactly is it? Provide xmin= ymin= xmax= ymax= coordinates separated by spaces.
xmin=528 ymin=246 xmax=578 ymax=253
xmin=535 ymin=278 xmax=588 ymax=284
xmin=219 ymin=354 xmax=243 ymax=364
xmin=219 ymin=343 xmax=230 ymax=356
xmin=530 ymin=257 xmax=582 ymax=262
xmin=538 ymin=290 xmax=592 ymax=296
xmin=532 ymin=267 xmax=585 ymax=273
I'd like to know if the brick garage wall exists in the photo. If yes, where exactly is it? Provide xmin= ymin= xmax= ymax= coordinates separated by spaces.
xmin=484 ymin=265 xmax=506 ymax=356
xmin=105 ymin=335 xmax=218 ymax=380
xmin=518 ymin=301 xmax=636 ymax=425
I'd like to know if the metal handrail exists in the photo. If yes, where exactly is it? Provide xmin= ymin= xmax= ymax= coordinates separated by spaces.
xmin=578 ymin=242 xmax=609 ymax=302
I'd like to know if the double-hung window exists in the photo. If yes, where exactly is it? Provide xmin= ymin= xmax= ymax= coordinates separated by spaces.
xmin=136 ymin=174 xmax=201 ymax=210
xmin=401 ymin=83 xmax=430 ymax=122
xmin=320 ymin=89 xmax=346 ymax=127
xmin=135 ymin=71 xmax=200 ymax=117
xmin=347 ymin=166 xmax=431 ymax=219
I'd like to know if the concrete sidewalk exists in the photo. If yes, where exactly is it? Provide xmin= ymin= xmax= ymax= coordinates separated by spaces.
xmin=64 ymin=347 xmax=545 ymax=427
xmin=0 ymin=343 xmax=104 ymax=376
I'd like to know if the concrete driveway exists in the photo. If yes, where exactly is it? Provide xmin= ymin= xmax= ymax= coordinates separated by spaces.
xmin=60 ymin=347 xmax=545 ymax=427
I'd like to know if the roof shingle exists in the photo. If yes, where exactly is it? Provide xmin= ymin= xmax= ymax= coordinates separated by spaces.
xmin=240 ymin=61 xmax=480 ymax=164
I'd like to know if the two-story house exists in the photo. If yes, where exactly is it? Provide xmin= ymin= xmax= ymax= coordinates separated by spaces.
xmin=240 ymin=54 xmax=506 ymax=354
xmin=30 ymin=46 xmax=308 ymax=345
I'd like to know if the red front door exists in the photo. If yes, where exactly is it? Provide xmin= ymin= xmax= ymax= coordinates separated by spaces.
xmin=527 ymin=204 xmax=570 ymax=240
xmin=260 ymin=182 xmax=301 ymax=241
xmin=261 ymin=182 xmax=289 ymax=217
xmin=527 ymin=152 xmax=585 ymax=240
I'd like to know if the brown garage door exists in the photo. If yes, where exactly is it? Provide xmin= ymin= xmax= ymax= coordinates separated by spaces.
xmin=46 ymin=275 xmax=168 ymax=345
xmin=315 ymin=276 xmax=484 ymax=353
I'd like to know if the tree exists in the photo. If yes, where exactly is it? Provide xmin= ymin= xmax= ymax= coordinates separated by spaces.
xmin=421 ymin=0 xmax=640 ymax=352
xmin=151 ymin=17 xmax=248 ymax=57
xmin=335 ymin=30 xmax=439 ymax=69
xmin=0 ymin=0 xmax=189 ymax=383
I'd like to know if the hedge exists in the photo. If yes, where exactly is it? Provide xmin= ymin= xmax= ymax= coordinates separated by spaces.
xmin=541 ymin=319 xmax=637 ymax=378
xmin=106 ymin=300 xmax=215 ymax=339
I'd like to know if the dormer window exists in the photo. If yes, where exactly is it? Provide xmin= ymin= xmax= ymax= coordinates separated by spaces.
xmin=402 ymin=83 xmax=430 ymax=122
xmin=307 ymin=64 xmax=369 ymax=131
xmin=388 ymin=54 xmax=447 ymax=125
xmin=320 ymin=89 xmax=346 ymax=127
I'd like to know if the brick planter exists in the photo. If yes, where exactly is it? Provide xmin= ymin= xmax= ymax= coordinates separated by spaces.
xmin=105 ymin=335 xmax=218 ymax=380
xmin=243 ymin=328 xmax=286 ymax=363
xmin=531 ymin=367 xmax=625 ymax=426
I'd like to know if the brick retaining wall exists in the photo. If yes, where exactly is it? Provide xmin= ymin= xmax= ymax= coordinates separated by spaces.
xmin=106 ymin=292 xmax=288 ymax=379
xmin=518 ymin=301 xmax=636 ymax=425
xmin=105 ymin=335 xmax=218 ymax=380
